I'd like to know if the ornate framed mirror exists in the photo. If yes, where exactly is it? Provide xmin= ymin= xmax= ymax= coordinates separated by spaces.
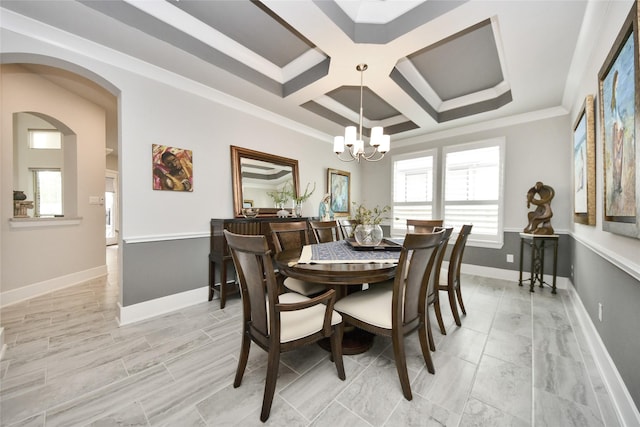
xmin=231 ymin=146 xmax=299 ymax=217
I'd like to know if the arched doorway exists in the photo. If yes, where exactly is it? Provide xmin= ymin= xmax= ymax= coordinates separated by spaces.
xmin=1 ymin=59 xmax=120 ymax=305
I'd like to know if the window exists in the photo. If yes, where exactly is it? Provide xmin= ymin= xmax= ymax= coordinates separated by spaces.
xmin=443 ymin=139 xmax=504 ymax=246
xmin=32 ymin=169 xmax=62 ymax=217
xmin=391 ymin=138 xmax=505 ymax=247
xmin=29 ymin=129 xmax=62 ymax=149
xmin=391 ymin=150 xmax=436 ymax=235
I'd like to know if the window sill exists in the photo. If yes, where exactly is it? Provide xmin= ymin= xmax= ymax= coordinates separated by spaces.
xmin=9 ymin=217 xmax=82 ymax=228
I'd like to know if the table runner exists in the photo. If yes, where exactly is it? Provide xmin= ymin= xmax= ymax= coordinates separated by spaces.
xmin=298 ymin=240 xmax=401 ymax=264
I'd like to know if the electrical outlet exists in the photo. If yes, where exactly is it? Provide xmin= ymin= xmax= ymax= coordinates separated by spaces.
xmin=598 ymin=303 xmax=603 ymax=322
xmin=506 ymin=254 xmax=514 ymax=263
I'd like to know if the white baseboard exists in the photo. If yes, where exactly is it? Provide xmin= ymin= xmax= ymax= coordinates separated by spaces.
xmin=0 ymin=266 xmax=108 ymax=308
xmin=566 ymin=283 xmax=640 ymax=427
xmin=460 ymin=262 xmax=569 ymax=290
xmin=117 ymin=286 xmax=210 ymax=326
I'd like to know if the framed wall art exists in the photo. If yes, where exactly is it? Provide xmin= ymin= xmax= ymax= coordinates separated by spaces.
xmin=327 ymin=168 xmax=351 ymax=216
xmin=152 ymin=144 xmax=193 ymax=191
xmin=598 ymin=0 xmax=640 ymax=238
xmin=573 ymin=95 xmax=596 ymax=225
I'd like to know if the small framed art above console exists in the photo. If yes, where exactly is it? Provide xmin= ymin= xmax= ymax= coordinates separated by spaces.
xmin=230 ymin=146 xmax=300 ymax=218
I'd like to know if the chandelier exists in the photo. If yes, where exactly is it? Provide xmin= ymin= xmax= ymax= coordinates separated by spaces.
xmin=333 ymin=64 xmax=390 ymax=162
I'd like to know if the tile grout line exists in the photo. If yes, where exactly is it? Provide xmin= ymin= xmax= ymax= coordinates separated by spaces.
xmin=530 ymin=290 xmax=536 ymax=427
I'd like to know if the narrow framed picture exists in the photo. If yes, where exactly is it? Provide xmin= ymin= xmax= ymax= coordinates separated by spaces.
xmin=152 ymin=144 xmax=193 ymax=191
xmin=327 ymin=168 xmax=350 ymax=216
xmin=573 ymin=95 xmax=596 ymax=225
xmin=598 ymin=1 xmax=639 ymax=238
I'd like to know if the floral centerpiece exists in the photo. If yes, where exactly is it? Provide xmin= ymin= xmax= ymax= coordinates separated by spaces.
xmin=289 ymin=182 xmax=316 ymax=217
xmin=351 ymin=202 xmax=390 ymax=245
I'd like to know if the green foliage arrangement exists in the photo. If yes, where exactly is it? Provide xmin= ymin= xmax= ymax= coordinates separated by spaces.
xmin=351 ymin=202 xmax=390 ymax=225
xmin=290 ymin=182 xmax=316 ymax=204
xmin=267 ymin=183 xmax=291 ymax=206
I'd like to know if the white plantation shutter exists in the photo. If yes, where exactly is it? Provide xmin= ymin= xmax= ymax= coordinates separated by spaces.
xmin=33 ymin=169 xmax=62 ymax=217
xmin=391 ymin=139 xmax=505 ymax=247
xmin=443 ymin=139 xmax=504 ymax=246
xmin=391 ymin=150 xmax=436 ymax=235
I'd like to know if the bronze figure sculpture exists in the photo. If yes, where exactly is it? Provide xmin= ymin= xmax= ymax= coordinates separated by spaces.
xmin=524 ymin=181 xmax=555 ymax=235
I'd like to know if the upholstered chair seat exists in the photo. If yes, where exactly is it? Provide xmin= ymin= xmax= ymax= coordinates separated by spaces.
xmin=281 ymin=277 xmax=327 ymax=297
xmin=274 ymin=292 xmax=343 ymax=342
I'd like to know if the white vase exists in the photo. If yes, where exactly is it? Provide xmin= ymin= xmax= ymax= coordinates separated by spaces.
xmin=276 ymin=202 xmax=289 ymax=218
xmin=294 ymin=203 xmax=303 ymax=217
xmin=354 ymin=224 xmax=383 ymax=246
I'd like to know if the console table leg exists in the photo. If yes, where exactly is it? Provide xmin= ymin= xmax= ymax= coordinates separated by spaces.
xmin=552 ymin=239 xmax=558 ymax=294
xmin=220 ymin=261 xmax=228 ymax=309
xmin=529 ymin=239 xmax=535 ymax=292
xmin=518 ymin=237 xmax=524 ymax=287
xmin=540 ymin=241 xmax=546 ymax=289
xmin=208 ymin=260 xmax=215 ymax=301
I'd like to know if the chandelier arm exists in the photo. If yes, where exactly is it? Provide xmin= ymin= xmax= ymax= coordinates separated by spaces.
xmin=336 ymin=148 xmax=357 ymax=162
xmin=360 ymin=148 xmax=385 ymax=161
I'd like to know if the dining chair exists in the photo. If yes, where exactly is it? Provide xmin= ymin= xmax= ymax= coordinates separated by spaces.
xmin=406 ymin=219 xmax=444 ymax=233
xmin=426 ymin=227 xmax=453 ymax=345
xmin=438 ymin=224 xmax=473 ymax=327
xmin=309 ymin=220 xmax=342 ymax=243
xmin=338 ymin=219 xmax=359 ymax=239
xmin=224 ymin=230 xmax=345 ymax=422
xmin=334 ymin=230 xmax=445 ymax=400
xmin=269 ymin=221 xmax=326 ymax=296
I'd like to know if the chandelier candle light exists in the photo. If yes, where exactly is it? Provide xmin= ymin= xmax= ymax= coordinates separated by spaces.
xmin=333 ymin=64 xmax=390 ymax=162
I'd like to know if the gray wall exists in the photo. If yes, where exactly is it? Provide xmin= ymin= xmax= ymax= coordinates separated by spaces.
xmin=572 ymin=239 xmax=640 ymax=407
xmin=380 ymin=227 xmax=572 ymax=279
xmin=463 ymin=231 xmax=572 ymax=278
xmin=122 ymin=238 xmax=208 ymax=306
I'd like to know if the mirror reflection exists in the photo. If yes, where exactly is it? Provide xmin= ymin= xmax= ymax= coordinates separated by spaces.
xmin=241 ymin=158 xmax=293 ymax=208
xmin=231 ymin=146 xmax=299 ymax=217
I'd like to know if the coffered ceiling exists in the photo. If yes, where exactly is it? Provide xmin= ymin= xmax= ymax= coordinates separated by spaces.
xmin=1 ymin=0 xmax=590 ymax=145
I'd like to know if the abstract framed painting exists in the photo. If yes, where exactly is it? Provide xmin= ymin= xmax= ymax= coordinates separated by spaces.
xmin=598 ymin=0 xmax=640 ymax=238
xmin=152 ymin=144 xmax=193 ymax=191
xmin=327 ymin=168 xmax=350 ymax=216
xmin=573 ymin=95 xmax=596 ymax=225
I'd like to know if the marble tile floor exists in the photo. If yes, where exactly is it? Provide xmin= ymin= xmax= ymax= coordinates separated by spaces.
xmin=0 ymin=246 xmax=622 ymax=426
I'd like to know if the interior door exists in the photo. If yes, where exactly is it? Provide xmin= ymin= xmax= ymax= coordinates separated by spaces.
xmin=105 ymin=171 xmax=118 ymax=245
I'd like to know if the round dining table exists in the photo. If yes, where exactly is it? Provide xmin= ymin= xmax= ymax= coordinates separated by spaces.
xmin=274 ymin=247 xmax=398 ymax=354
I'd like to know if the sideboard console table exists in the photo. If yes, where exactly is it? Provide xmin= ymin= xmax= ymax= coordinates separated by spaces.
xmin=209 ymin=217 xmax=314 ymax=308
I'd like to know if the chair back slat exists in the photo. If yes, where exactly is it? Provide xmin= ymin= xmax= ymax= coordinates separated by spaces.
xmin=309 ymin=220 xmax=341 ymax=243
xmin=393 ymin=231 xmax=445 ymax=327
xmin=338 ymin=219 xmax=359 ymax=239
xmin=224 ymin=231 xmax=277 ymax=338
xmin=428 ymin=227 xmax=453 ymax=304
xmin=269 ymin=221 xmax=310 ymax=253
xmin=449 ymin=224 xmax=473 ymax=282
